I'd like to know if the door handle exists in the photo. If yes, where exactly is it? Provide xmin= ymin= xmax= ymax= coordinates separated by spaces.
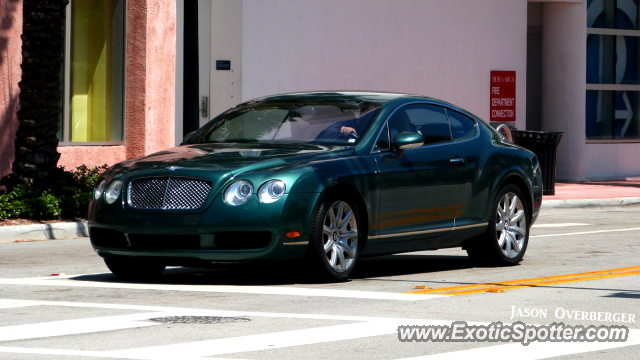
xmin=200 ymin=96 xmax=208 ymax=118
xmin=450 ymin=157 xmax=465 ymax=166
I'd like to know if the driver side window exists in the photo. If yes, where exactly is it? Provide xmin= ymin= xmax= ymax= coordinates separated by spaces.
xmin=387 ymin=104 xmax=452 ymax=146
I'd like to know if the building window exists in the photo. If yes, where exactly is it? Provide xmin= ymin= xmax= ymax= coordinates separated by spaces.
xmin=586 ymin=0 xmax=640 ymax=141
xmin=59 ymin=0 xmax=126 ymax=144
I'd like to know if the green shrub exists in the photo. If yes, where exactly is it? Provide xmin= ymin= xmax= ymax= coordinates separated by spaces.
xmin=0 ymin=185 xmax=61 ymax=220
xmin=0 ymin=164 xmax=108 ymax=220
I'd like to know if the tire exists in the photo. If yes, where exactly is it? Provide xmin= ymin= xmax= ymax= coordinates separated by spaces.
xmin=466 ymin=184 xmax=530 ymax=266
xmin=104 ymin=258 xmax=166 ymax=280
xmin=306 ymin=192 xmax=364 ymax=282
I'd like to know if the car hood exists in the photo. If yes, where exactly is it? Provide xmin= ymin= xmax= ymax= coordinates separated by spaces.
xmin=122 ymin=143 xmax=353 ymax=193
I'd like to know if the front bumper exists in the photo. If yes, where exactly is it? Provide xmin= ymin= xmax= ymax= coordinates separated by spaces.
xmin=89 ymin=192 xmax=321 ymax=263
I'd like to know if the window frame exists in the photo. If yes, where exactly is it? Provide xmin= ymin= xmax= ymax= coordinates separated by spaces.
xmin=58 ymin=0 xmax=128 ymax=147
xmin=373 ymin=122 xmax=391 ymax=152
xmin=371 ymin=102 xmax=462 ymax=154
xmin=445 ymin=108 xmax=479 ymax=143
xmin=586 ymin=8 xmax=640 ymax=143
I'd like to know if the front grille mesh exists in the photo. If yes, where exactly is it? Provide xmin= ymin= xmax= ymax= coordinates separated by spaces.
xmin=129 ymin=177 xmax=211 ymax=210
xmin=129 ymin=178 xmax=168 ymax=209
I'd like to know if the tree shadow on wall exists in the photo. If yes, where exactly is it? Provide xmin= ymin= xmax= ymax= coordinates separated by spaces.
xmin=0 ymin=94 xmax=19 ymax=181
xmin=0 ymin=0 xmax=21 ymax=67
xmin=0 ymin=0 xmax=22 ymax=180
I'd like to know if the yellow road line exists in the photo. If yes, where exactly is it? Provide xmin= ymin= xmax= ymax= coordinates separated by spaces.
xmin=439 ymin=270 xmax=640 ymax=296
xmin=406 ymin=265 xmax=640 ymax=295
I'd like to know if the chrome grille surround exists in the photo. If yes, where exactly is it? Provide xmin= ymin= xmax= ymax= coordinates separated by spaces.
xmin=128 ymin=177 xmax=212 ymax=210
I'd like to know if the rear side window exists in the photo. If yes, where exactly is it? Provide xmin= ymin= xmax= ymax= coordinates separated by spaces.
xmin=447 ymin=110 xmax=478 ymax=141
xmin=387 ymin=104 xmax=452 ymax=146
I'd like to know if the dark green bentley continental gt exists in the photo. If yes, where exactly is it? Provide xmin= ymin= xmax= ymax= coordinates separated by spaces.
xmin=89 ymin=92 xmax=542 ymax=281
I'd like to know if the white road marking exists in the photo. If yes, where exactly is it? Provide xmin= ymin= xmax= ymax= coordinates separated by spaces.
xmin=0 ymin=312 xmax=168 ymax=342
xmin=531 ymin=223 xmax=590 ymax=228
xmin=399 ymin=330 xmax=640 ymax=360
xmin=0 ymin=276 xmax=447 ymax=301
xmin=107 ymin=321 xmax=400 ymax=359
xmin=0 ymin=347 xmax=233 ymax=360
xmin=0 ymin=299 xmax=639 ymax=360
xmin=0 ymin=299 xmax=450 ymax=323
xmin=530 ymin=227 xmax=640 ymax=238
xmin=0 ymin=299 xmax=44 ymax=309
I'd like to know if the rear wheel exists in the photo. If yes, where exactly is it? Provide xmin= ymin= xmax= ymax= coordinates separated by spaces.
xmin=104 ymin=258 xmax=166 ymax=280
xmin=307 ymin=193 xmax=363 ymax=282
xmin=466 ymin=184 xmax=529 ymax=266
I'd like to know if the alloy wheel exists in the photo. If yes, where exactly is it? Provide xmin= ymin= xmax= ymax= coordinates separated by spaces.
xmin=322 ymin=201 xmax=358 ymax=272
xmin=495 ymin=192 xmax=527 ymax=259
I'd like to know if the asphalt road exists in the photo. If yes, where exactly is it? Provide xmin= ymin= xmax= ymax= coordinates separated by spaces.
xmin=1 ymin=205 xmax=639 ymax=360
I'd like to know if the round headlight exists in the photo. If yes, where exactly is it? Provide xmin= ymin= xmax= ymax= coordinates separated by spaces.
xmin=224 ymin=180 xmax=254 ymax=206
xmin=104 ymin=180 xmax=123 ymax=204
xmin=94 ymin=180 xmax=106 ymax=200
xmin=258 ymin=180 xmax=286 ymax=203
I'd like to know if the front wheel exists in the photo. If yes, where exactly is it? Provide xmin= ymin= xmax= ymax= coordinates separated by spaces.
xmin=466 ymin=184 xmax=530 ymax=266
xmin=104 ymin=258 xmax=166 ymax=280
xmin=306 ymin=194 xmax=363 ymax=282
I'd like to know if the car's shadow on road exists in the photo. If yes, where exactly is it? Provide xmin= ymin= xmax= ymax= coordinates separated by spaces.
xmin=70 ymin=254 xmax=474 ymax=286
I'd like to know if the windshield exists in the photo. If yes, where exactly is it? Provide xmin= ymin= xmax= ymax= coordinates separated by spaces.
xmin=186 ymin=100 xmax=382 ymax=145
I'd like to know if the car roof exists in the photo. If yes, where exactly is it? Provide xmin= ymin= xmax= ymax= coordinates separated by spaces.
xmin=246 ymin=91 xmax=430 ymax=105
xmin=240 ymin=91 xmax=486 ymax=124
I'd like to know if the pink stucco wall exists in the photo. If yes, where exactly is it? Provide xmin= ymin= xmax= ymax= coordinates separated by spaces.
xmin=125 ymin=0 xmax=147 ymax=161
xmin=120 ymin=0 xmax=176 ymax=161
xmin=145 ymin=0 xmax=176 ymax=155
xmin=0 ymin=0 xmax=22 ymax=179
xmin=58 ymin=146 xmax=127 ymax=170
xmin=58 ymin=0 xmax=176 ymax=171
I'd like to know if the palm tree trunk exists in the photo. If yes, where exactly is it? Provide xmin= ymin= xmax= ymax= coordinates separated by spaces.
xmin=12 ymin=0 xmax=68 ymax=188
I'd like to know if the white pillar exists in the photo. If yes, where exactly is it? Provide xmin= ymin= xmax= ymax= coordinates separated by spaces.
xmin=541 ymin=1 xmax=587 ymax=181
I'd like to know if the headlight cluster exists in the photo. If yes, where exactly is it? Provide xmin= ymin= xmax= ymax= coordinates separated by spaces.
xmin=94 ymin=179 xmax=123 ymax=204
xmin=224 ymin=179 xmax=286 ymax=206
xmin=258 ymin=180 xmax=286 ymax=203
xmin=104 ymin=180 xmax=123 ymax=204
xmin=224 ymin=180 xmax=254 ymax=206
xmin=94 ymin=180 xmax=106 ymax=200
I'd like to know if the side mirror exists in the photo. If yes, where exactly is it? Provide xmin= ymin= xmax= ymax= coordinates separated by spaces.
xmin=391 ymin=132 xmax=425 ymax=150
xmin=183 ymin=131 xmax=195 ymax=141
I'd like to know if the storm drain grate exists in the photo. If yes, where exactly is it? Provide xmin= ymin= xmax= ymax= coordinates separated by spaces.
xmin=148 ymin=316 xmax=251 ymax=324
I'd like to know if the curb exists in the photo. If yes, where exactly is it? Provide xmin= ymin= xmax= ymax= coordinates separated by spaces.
xmin=0 ymin=221 xmax=88 ymax=243
xmin=541 ymin=197 xmax=640 ymax=209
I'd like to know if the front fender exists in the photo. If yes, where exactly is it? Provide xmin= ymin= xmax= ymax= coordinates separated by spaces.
xmin=281 ymin=155 xmax=380 ymax=239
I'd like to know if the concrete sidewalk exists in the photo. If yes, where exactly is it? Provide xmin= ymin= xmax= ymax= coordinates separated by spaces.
xmin=542 ymin=180 xmax=640 ymax=209
xmin=0 ymin=221 xmax=88 ymax=243
xmin=545 ymin=180 xmax=640 ymax=200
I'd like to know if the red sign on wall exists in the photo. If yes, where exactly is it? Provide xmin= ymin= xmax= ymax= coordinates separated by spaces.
xmin=490 ymin=71 xmax=516 ymax=122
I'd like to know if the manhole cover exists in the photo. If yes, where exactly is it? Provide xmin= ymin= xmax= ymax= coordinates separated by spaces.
xmin=148 ymin=316 xmax=250 ymax=324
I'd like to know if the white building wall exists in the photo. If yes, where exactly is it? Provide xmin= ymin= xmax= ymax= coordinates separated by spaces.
xmin=209 ymin=0 xmax=243 ymax=125
xmin=585 ymin=144 xmax=640 ymax=180
xmin=241 ymin=0 xmax=528 ymax=130
xmin=541 ymin=1 xmax=587 ymax=181
xmin=541 ymin=1 xmax=640 ymax=181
